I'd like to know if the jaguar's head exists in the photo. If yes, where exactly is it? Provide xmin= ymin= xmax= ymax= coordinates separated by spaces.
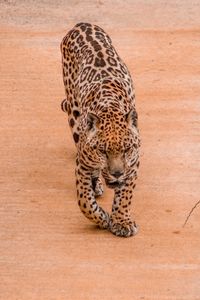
xmin=81 ymin=108 xmax=140 ymax=189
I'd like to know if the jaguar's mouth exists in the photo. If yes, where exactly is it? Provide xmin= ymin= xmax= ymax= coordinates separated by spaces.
xmin=105 ymin=180 xmax=125 ymax=189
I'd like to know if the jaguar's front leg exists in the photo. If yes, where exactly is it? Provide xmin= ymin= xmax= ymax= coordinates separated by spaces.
xmin=92 ymin=176 xmax=104 ymax=197
xmin=109 ymin=177 xmax=138 ymax=237
xmin=76 ymin=164 xmax=109 ymax=229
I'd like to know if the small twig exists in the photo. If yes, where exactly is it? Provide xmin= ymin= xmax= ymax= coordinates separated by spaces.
xmin=182 ymin=200 xmax=200 ymax=228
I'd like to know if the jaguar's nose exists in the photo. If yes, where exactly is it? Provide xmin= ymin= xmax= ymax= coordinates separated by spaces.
xmin=111 ymin=170 xmax=123 ymax=179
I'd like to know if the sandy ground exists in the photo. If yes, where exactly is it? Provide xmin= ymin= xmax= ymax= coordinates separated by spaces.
xmin=1 ymin=1 xmax=200 ymax=299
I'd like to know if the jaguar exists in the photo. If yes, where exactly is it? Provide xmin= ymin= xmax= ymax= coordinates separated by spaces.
xmin=60 ymin=22 xmax=140 ymax=237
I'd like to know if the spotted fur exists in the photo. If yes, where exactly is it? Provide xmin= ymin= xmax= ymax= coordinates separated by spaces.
xmin=60 ymin=23 xmax=140 ymax=237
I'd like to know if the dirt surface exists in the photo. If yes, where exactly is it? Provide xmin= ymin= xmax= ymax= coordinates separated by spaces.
xmin=1 ymin=1 xmax=200 ymax=299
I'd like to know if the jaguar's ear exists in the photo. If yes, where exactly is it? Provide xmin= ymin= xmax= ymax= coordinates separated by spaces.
xmin=87 ymin=112 xmax=100 ymax=131
xmin=125 ymin=109 xmax=138 ymax=128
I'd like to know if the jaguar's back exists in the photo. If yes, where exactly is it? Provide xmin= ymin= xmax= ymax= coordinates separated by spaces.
xmin=60 ymin=23 xmax=136 ymax=143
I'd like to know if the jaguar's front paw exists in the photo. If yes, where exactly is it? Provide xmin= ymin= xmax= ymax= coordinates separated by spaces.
xmin=109 ymin=217 xmax=138 ymax=237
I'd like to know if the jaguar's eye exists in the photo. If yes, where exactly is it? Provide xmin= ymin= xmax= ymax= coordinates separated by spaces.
xmin=99 ymin=149 xmax=106 ymax=155
xmin=99 ymin=146 xmax=107 ymax=155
